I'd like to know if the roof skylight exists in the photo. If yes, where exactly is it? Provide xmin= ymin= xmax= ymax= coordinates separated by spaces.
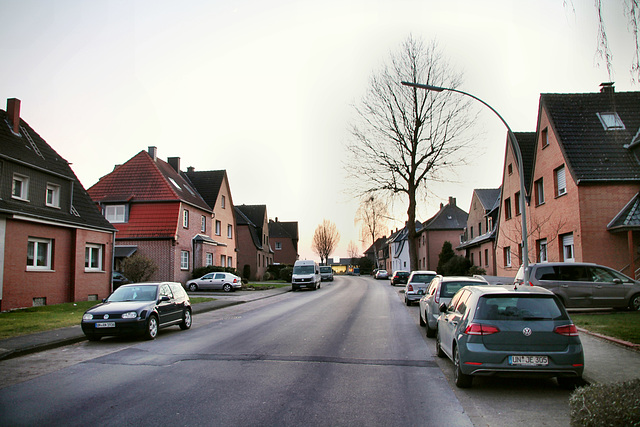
xmin=597 ymin=112 xmax=625 ymax=130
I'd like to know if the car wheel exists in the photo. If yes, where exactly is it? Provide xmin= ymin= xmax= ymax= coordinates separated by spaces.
xmin=557 ymin=376 xmax=583 ymax=390
xmin=454 ymin=346 xmax=473 ymax=388
xmin=179 ymin=308 xmax=192 ymax=330
xmin=405 ymin=297 xmax=411 ymax=306
xmin=86 ymin=334 xmax=101 ymax=342
xmin=629 ymin=293 xmax=640 ymax=311
xmin=435 ymin=330 xmax=446 ymax=358
xmin=223 ymin=284 xmax=232 ymax=292
xmin=426 ymin=322 xmax=436 ymax=338
xmin=144 ymin=315 xmax=159 ymax=340
xmin=419 ymin=311 xmax=426 ymax=326
xmin=188 ymin=283 xmax=198 ymax=292
xmin=318 ymin=282 xmax=321 ymax=289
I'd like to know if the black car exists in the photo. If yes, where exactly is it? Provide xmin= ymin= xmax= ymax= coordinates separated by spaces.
xmin=81 ymin=282 xmax=192 ymax=341
xmin=390 ymin=270 xmax=410 ymax=286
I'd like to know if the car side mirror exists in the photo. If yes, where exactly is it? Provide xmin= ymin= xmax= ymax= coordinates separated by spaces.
xmin=439 ymin=303 xmax=448 ymax=313
xmin=159 ymin=296 xmax=170 ymax=302
xmin=613 ymin=278 xmax=622 ymax=284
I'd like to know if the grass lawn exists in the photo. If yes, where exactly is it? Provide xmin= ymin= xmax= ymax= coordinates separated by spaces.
xmin=571 ymin=311 xmax=640 ymax=345
xmin=243 ymin=282 xmax=289 ymax=290
xmin=0 ymin=297 xmax=215 ymax=340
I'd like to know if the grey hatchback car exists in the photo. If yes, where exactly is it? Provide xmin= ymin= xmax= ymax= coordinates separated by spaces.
xmin=404 ymin=270 xmax=437 ymax=306
xmin=515 ymin=262 xmax=640 ymax=310
xmin=435 ymin=285 xmax=584 ymax=389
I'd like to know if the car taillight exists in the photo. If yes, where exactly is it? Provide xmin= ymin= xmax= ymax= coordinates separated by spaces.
xmin=554 ymin=324 xmax=579 ymax=336
xmin=464 ymin=323 xmax=500 ymax=335
xmin=233 ymin=278 xmax=238 ymax=283
xmin=434 ymin=288 xmax=440 ymax=304
xmin=407 ymin=284 xmax=414 ymax=292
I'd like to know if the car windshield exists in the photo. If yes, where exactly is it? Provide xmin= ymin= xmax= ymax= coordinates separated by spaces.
xmin=410 ymin=274 xmax=436 ymax=284
xmin=108 ymin=285 xmax=157 ymax=302
xmin=293 ymin=265 xmax=314 ymax=274
xmin=475 ymin=295 xmax=566 ymax=321
xmin=320 ymin=267 xmax=332 ymax=273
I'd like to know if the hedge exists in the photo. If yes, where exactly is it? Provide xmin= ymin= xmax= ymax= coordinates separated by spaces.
xmin=570 ymin=378 xmax=640 ymax=426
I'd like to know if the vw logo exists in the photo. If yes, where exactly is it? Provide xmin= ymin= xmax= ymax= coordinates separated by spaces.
xmin=522 ymin=327 xmax=532 ymax=336
xmin=104 ymin=314 xmax=109 ymax=320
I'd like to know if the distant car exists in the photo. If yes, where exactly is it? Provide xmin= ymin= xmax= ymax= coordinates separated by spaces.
xmin=81 ymin=282 xmax=192 ymax=341
xmin=515 ymin=262 xmax=640 ymax=310
xmin=375 ymin=269 xmax=389 ymax=280
xmin=390 ymin=270 xmax=410 ymax=286
xmin=112 ymin=271 xmax=129 ymax=290
xmin=419 ymin=275 xmax=489 ymax=337
xmin=435 ymin=284 xmax=584 ymax=389
xmin=404 ymin=270 xmax=437 ymax=306
xmin=186 ymin=272 xmax=242 ymax=292
xmin=320 ymin=266 xmax=334 ymax=281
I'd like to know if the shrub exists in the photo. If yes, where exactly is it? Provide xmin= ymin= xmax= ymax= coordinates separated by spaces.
xmin=437 ymin=241 xmax=456 ymax=274
xmin=441 ymin=255 xmax=471 ymax=276
xmin=468 ymin=265 xmax=486 ymax=276
xmin=357 ymin=256 xmax=374 ymax=275
xmin=279 ymin=267 xmax=293 ymax=282
xmin=191 ymin=265 xmax=239 ymax=279
xmin=570 ymin=379 xmax=640 ymax=426
xmin=262 ymin=272 xmax=272 ymax=281
xmin=122 ymin=254 xmax=157 ymax=283
xmin=242 ymin=264 xmax=251 ymax=280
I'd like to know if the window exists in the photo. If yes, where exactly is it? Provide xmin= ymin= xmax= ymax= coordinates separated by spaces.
xmin=181 ymin=250 xmax=189 ymax=270
xmin=470 ymin=226 xmax=474 ymax=239
xmin=206 ymin=253 xmax=213 ymax=266
xmin=227 ymin=224 xmax=233 ymax=238
xmin=201 ymin=215 xmax=206 ymax=232
xmin=85 ymin=244 xmax=103 ymax=271
xmin=508 ymin=163 xmax=513 ymax=175
xmin=105 ymin=205 xmax=126 ymax=223
xmin=535 ymin=178 xmax=545 ymax=206
xmin=504 ymin=198 xmax=512 ymax=220
xmin=183 ymin=209 xmax=189 ymax=228
xmin=215 ymin=220 xmax=221 ymax=236
xmin=221 ymin=195 xmax=226 ymax=209
xmin=555 ymin=166 xmax=566 ymax=196
xmin=537 ymin=238 xmax=548 ymax=262
xmin=484 ymin=249 xmax=489 ymax=267
xmin=478 ymin=222 xmax=482 ymax=235
xmin=597 ymin=112 xmax=625 ymax=130
xmin=27 ymin=238 xmax=52 ymax=270
xmin=515 ymin=192 xmax=521 ymax=216
xmin=227 ymin=257 xmax=233 ymax=268
xmin=504 ymin=246 xmax=511 ymax=267
xmin=275 ymin=242 xmax=282 ymax=250
xmin=12 ymin=174 xmax=29 ymax=201
xmin=46 ymin=184 xmax=60 ymax=208
xmin=562 ymin=233 xmax=574 ymax=262
xmin=221 ymin=255 xmax=226 ymax=267
xmin=541 ymin=127 xmax=549 ymax=148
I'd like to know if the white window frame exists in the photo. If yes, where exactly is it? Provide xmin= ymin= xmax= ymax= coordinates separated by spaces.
xmin=275 ymin=241 xmax=282 ymax=250
xmin=556 ymin=166 xmax=566 ymax=196
xmin=504 ymin=247 xmax=511 ymax=267
xmin=85 ymin=244 xmax=103 ymax=271
xmin=201 ymin=215 xmax=206 ymax=233
xmin=562 ymin=234 xmax=575 ymax=262
xmin=538 ymin=238 xmax=548 ymax=263
xmin=206 ymin=253 xmax=213 ymax=266
xmin=221 ymin=254 xmax=226 ymax=267
xmin=181 ymin=250 xmax=189 ymax=270
xmin=27 ymin=237 xmax=52 ymax=270
xmin=12 ymin=174 xmax=30 ymax=201
xmin=105 ymin=205 xmax=126 ymax=223
xmin=227 ymin=224 xmax=232 ymax=238
xmin=183 ymin=209 xmax=189 ymax=228
xmin=215 ymin=220 xmax=221 ymax=236
xmin=221 ymin=195 xmax=225 ymax=209
xmin=597 ymin=112 xmax=625 ymax=130
xmin=535 ymin=178 xmax=545 ymax=206
xmin=227 ymin=256 xmax=232 ymax=268
xmin=46 ymin=183 xmax=61 ymax=208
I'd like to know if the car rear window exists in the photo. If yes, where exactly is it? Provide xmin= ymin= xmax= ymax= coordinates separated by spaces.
xmin=475 ymin=295 xmax=566 ymax=321
xmin=397 ymin=272 xmax=409 ymax=278
xmin=441 ymin=281 xmax=475 ymax=298
xmin=410 ymin=274 xmax=436 ymax=283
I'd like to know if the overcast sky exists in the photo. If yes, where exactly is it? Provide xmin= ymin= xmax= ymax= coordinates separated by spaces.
xmin=0 ymin=0 xmax=635 ymax=261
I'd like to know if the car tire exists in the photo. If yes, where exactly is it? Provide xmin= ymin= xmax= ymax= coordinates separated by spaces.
xmin=179 ymin=309 xmax=192 ymax=330
xmin=86 ymin=334 xmax=101 ymax=342
xmin=454 ymin=346 xmax=473 ymax=388
xmin=419 ymin=311 xmax=426 ymax=326
xmin=188 ymin=283 xmax=198 ymax=292
xmin=223 ymin=284 xmax=232 ymax=292
xmin=557 ymin=376 xmax=582 ymax=390
xmin=405 ymin=297 xmax=411 ymax=306
xmin=629 ymin=293 xmax=640 ymax=311
xmin=435 ymin=331 xmax=446 ymax=358
xmin=143 ymin=315 xmax=159 ymax=340
xmin=426 ymin=322 xmax=436 ymax=338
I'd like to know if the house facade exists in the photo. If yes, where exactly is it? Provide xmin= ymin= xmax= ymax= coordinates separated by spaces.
xmin=268 ymin=218 xmax=299 ymax=265
xmin=496 ymin=84 xmax=640 ymax=278
xmin=1 ymin=99 xmax=116 ymax=311
xmin=235 ymin=204 xmax=273 ymax=280
xmin=388 ymin=221 xmax=422 ymax=273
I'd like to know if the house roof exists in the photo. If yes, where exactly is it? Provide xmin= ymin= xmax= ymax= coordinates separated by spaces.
xmin=235 ymin=205 xmax=268 ymax=250
xmin=607 ymin=192 xmax=640 ymax=231
xmin=474 ymin=188 xmax=501 ymax=211
xmin=269 ymin=219 xmax=299 ymax=240
xmin=422 ymin=200 xmax=468 ymax=231
xmin=0 ymin=107 xmax=115 ymax=233
xmin=512 ymin=132 xmax=537 ymax=193
xmin=183 ymin=169 xmax=226 ymax=209
xmin=113 ymin=202 xmax=180 ymax=239
xmin=540 ymin=87 xmax=640 ymax=183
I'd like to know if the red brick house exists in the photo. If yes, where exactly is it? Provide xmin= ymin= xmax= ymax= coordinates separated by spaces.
xmin=87 ymin=147 xmax=215 ymax=284
xmin=234 ymin=204 xmax=273 ymax=280
xmin=416 ymin=197 xmax=468 ymax=271
xmin=268 ymin=218 xmax=299 ymax=265
xmin=496 ymin=84 xmax=640 ymax=278
xmin=0 ymin=99 xmax=116 ymax=311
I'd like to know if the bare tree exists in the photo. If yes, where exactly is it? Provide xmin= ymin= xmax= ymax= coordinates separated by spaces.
xmin=354 ymin=195 xmax=388 ymax=260
xmin=312 ymin=219 xmax=340 ymax=265
xmin=347 ymin=240 xmax=360 ymax=260
xmin=347 ymin=36 xmax=477 ymax=270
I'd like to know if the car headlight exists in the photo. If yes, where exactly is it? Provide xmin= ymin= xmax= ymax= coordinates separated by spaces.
xmin=82 ymin=313 xmax=93 ymax=320
xmin=121 ymin=311 xmax=138 ymax=319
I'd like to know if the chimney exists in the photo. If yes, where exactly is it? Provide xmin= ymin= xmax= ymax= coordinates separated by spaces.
xmin=187 ymin=166 xmax=195 ymax=173
xmin=275 ymin=217 xmax=279 ymax=222
xmin=168 ymin=157 xmax=180 ymax=172
xmin=600 ymin=82 xmax=615 ymax=94
xmin=6 ymin=98 xmax=21 ymax=134
xmin=440 ymin=203 xmax=444 ymax=209
xmin=148 ymin=146 xmax=157 ymax=161
xmin=449 ymin=196 xmax=456 ymax=206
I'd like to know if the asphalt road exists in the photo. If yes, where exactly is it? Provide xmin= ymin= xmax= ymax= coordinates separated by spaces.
xmin=0 ymin=276 xmax=575 ymax=426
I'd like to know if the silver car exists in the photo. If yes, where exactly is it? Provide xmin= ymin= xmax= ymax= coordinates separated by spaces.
xmin=185 ymin=272 xmax=242 ymax=292
xmin=404 ymin=270 xmax=437 ymax=306
xmin=515 ymin=262 xmax=640 ymax=310
xmin=419 ymin=275 xmax=488 ymax=337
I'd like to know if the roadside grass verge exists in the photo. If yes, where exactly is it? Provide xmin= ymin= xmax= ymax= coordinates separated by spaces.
xmin=570 ymin=311 xmax=640 ymax=345
xmin=243 ymin=282 xmax=289 ymax=290
xmin=0 ymin=297 xmax=215 ymax=340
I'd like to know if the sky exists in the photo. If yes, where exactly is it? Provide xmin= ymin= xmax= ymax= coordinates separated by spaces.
xmin=0 ymin=0 xmax=636 ymax=261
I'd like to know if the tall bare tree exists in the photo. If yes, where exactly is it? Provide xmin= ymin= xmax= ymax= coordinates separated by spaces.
xmin=354 ymin=195 xmax=388 ymax=263
xmin=347 ymin=240 xmax=360 ymax=260
xmin=312 ymin=219 xmax=340 ymax=265
xmin=347 ymin=36 xmax=476 ymax=270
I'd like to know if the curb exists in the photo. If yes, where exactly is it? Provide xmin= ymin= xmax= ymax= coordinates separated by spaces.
xmin=577 ymin=327 xmax=640 ymax=351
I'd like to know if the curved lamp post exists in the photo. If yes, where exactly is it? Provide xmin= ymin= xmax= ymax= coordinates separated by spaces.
xmin=401 ymin=81 xmax=529 ymax=282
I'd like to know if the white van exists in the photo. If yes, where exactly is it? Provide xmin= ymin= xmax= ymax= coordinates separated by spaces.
xmin=292 ymin=260 xmax=321 ymax=291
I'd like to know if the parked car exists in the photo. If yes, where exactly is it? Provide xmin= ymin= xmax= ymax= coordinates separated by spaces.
xmin=404 ymin=270 xmax=437 ymax=305
xmin=186 ymin=272 xmax=242 ymax=292
xmin=320 ymin=265 xmax=334 ymax=281
xmin=81 ymin=282 xmax=192 ymax=341
xmin=435 ymin=284 xmax=584 ymax=389
xmin=375 ymin=269 xmax=389 ymax=280
xmin=390 ymin=270 xmax=410 ymax=286
xmin=515 ymin=262 xmax=640 ymax=310
xmin=292 ymin=259 xmax=321 ymax=291
xmin=419 ymin=275 xmax=489 ymax=337
xmin=112 ymin=271 xmax=129 ymax=290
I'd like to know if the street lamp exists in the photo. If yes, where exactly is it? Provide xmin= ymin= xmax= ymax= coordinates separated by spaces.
xmin=401 ymin=81 xmax=529 ymax=283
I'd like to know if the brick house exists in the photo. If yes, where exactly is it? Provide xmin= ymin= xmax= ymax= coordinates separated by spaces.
xmin=496 ymin=84 xmax=640 ymax=278
xmin=268 ymin=218 xmax=299 ymax=265
xmin=234 ymin=204 xmax=273 ymax=280
xmin=364 ymin=236 xmax=387 ymax=270
xmin=183 ymin=168 xmax=238 ymax=269
xmin=0 ymin=99 xmax=116 ymax=310
xmin=416 ymin=197 xmax=468 ymax=271
xmin=87 ymin=147 xmax=216 ymax=284
xmin=457 ymin=188 xmax=501 ymax=275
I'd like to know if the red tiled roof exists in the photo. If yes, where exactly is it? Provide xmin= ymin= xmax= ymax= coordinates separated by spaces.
xmin=114 ymin=203 xmax=179 ymax=239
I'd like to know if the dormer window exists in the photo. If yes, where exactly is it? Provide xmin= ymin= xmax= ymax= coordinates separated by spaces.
xmin=597 ymin=112 xmax=625 ymax=130
xmin=46 ymin=184 xmax=61 ymax=208
xmin=12 ymin=173 xmax=29 ymax=201
xmin=105 ymin=205 xmax=126 ymax=223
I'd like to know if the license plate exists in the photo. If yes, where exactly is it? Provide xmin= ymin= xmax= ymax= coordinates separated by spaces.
xmin=95 ymin=322 xmax=115 ymax=328
xmin=509 ymin=355 xmax=548 ymax=366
